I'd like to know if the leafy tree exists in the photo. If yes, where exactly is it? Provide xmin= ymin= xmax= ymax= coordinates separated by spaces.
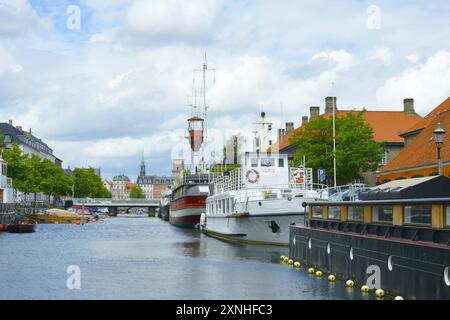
xmin=129 ymin=185 xmax=145 ymax=199
xmin=2 ymin=143 xmax=29 ymax=191
xmin=71 ymin=167 xmax=111 ymax=198
xmin=290 ymin=111 xmax=385 ymax=185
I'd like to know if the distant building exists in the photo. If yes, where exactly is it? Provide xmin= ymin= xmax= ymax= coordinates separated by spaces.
xmin=136 ymin=154 xmax=154 ymax=200
xmin=380 ymin=97 xmax=450 ymax=182
xmin=112 ymin=174 xmax=130 ymax=200
xmin=102 ymin=180 xmax=113 ymax=193
xmin=63 ymin=166 xmax=101 ymax=178
xmin=172 ymin=158 xmax=184 ymax=179
xmin=269 ymin=97 xmax=423 ymax=186
xmin=0 ymin=120 xmax=62 ymax=166
xmin=152 ymin=176 xmax=175 ymax=199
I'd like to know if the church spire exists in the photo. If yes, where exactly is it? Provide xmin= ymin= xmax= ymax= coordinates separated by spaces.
xmin=140 ymin=151 xmax=146 ymax=177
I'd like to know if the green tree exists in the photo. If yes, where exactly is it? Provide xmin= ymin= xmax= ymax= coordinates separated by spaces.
xmin=129 ymin=185 xmax=145 ymax=199
xmin=71 ymin=167 xmax=111 ymax=198
xmin=2 ymin=143 xmax=29 ymax=191
xmin=290 ymin=111 xmax=385 ymax=185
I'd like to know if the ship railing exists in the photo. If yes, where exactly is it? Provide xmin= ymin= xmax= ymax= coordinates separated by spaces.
xmin=324 ymin=183 xmax=368 ymax=201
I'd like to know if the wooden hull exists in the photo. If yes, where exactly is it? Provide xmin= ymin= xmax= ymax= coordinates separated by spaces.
xmin=27 ymin=214 xmax=88 ymax=224
xmin=7 ymin=224 xmax=36 ymax=233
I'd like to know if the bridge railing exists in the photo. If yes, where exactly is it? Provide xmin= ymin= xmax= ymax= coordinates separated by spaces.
xmin=73 ymin=198 xmax=160 ymax=205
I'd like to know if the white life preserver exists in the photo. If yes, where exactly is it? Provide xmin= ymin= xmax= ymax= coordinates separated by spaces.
xmin=246 ymin=169 xmax=260 ymax=184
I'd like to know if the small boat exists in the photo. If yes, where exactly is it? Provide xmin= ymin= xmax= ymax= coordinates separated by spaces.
xmin=27 ymin=208 xmax=88 ymax=224
xmin=7 ymin=218 xmax=37 ymax=233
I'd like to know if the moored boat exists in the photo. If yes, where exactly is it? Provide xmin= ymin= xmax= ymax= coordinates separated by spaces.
xmin=7 ymin=218 xmax=37 ymax=233
xmin=201 ymin=151 xmax=328 ymax=246
xmin=27 ymin=208 xmax=88 ymax=224
xmin=169 ymin=174 xmax=213 ymax=228
xmin=159 ymin=188 xmax=172 ymax=221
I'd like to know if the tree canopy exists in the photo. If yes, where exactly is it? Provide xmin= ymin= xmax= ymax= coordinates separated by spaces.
xmin=290 ymin=111 xmax=385 ymax=185
xmin=1 ymin=142 xmax=111 ymax=200
xmin=129 ymin=185 xmax=145 ymax=199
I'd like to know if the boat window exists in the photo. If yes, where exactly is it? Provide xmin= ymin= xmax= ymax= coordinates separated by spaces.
xmin=261 ymin=158 xmax=274 ymax=167
xmin=372 ymin=206 xmax=393 ymax=223
xmin=278 ymin=158 xmax=284 ymax=168
xmin=348 ymin=206 xmax=364 ymax=221
xmin=251 ymin=158 xmax=258 ymax=167
xmin=404 ymin=205 xmax=432 ymax=225
xmin=312 ymin=206 xmax=323 ymax=218
xmin=446 ymin=206 xmax=450 ymax=227
xmin=230 ymin=198 xmax=235 ymax=212
xmin=328 ymin=206 xmax=341 ymax=220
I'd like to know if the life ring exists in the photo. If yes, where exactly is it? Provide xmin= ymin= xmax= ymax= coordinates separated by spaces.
xmin=246 ymin=169 xmax=260 ymax=184
xmin=291 ymin=169 xmax=305 ymax=184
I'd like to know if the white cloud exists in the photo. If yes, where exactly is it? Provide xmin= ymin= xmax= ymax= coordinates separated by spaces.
xmin=368 ymin=48 xmax=392 ymax=66
xmin=405 ymin=54 xmax=419 ymax=64
xmin=9 ymin=64 xmax=24 ymax=73
xmin=376 ymin=50 xmax=450 ymax=115
xmin=0 ymin=0 xmax=51 ymax=35
xmin=122 ymin=0 xmax=223 ymax=43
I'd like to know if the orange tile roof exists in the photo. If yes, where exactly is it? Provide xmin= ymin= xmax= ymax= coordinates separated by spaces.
xmin=381 ymin=109 xmax=450 ymax=173
xmin=269 ymin=109 xmax=423 ymax=152
xmin=400 ymin=97 xmax=450 ymax=136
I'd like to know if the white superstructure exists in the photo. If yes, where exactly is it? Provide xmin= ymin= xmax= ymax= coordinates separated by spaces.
xmin=202 ymin=152 xmax=328 ymax=246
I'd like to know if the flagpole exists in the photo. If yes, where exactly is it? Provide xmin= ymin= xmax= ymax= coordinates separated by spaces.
xmin=333 ymin=96 xmax=337 ymax=187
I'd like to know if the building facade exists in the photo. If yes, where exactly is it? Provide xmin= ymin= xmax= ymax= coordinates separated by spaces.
xmin=136 ymin=155 xmax=174 ymax=199
xmin=0 ymin=120 xmax=62 ymax=166
xmin=380 ymin=97 xmax=450 ymax=182
xmin=152 ymin=176 xmax=175 ymax=199
xmin=112 ymin=174 xmax=131 ymax=200
xmin=269 ymin=97 xmax=423 ymax=186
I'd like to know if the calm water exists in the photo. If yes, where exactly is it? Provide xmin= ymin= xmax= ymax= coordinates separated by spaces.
xmin=0 ymin=217 xmax=374 ymax=300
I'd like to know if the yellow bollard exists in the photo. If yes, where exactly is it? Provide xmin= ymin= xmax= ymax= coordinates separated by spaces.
xmin=361 ymin=285 xmax=370 ymax=293
xmin=315 ymin=270 xmax=323 ymax=277
xmin=308 ymin=267 xmax=315 ymax=274
xmin=293 ymin=262 xmax=301 ymax=268
xmin=280 ymin=255 xmax=285 ymax=262
xmin=346 ymin=280 xmax=355 ymax=288
xmin=394 ymin=296 xmax=404 ymax=300
xmin=288 ymin=259 xmax=294 ymax=265
xmin=375 ymin=289 xmax=385 ymax=298
xmin=328 ymin=275 xmax=336 ymax=282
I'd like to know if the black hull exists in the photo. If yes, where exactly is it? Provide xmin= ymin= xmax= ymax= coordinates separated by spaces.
xmin=160 ymin=205 xmax=170 ymax=221
xmin=289 ymin=225 xmax=450 ymax=300
xmin=7 ymin=224 xmax=36 ymax=233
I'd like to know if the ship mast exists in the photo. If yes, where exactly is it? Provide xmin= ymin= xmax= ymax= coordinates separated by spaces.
xmin=188 ymin=54 xmax=215 ymax=173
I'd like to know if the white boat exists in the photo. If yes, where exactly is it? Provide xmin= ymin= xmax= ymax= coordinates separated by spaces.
xmin=201 ymin=151 xmax=328 ymax=246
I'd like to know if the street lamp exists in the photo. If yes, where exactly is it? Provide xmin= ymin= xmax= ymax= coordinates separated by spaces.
xmin=433 ymin=122 xmax=446 ymax=176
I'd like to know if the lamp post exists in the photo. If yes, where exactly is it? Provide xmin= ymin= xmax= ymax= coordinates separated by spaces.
xmin=433 ymin=122 xmax=446 ymax=176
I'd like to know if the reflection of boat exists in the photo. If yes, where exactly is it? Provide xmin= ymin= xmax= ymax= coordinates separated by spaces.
xmin=7 ymin=218 xmax=37 ymax=233
xmin=27 ymin=208 xmax=88 ymax=224
xmin=160 ymin=188 xmax=172 ymax=221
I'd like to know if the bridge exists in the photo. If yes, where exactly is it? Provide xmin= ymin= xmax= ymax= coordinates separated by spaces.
xmin=72 ymin=198 xmax=161 ymax=216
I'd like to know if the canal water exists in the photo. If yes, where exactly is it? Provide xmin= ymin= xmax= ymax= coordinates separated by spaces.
xmin=0 ymin=217 xmax=376 ymax=300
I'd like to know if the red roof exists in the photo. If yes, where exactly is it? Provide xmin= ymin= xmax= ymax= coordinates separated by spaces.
xmin=400 ymin=97 xmax=450 ymax=136
xmin=381 ymin=108 xmax=450 ymax=173
xmin=270 ymin=109 xmax=423 ymax=152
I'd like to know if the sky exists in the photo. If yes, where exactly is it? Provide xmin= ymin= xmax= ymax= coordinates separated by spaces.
xmin=1 ymin=0 xmax=450 ymax=180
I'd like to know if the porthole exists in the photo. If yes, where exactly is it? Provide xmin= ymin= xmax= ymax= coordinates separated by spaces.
xmin=350 ymin=247 xmax=354 ymax=261
xmin=388 ymin=256 xmax=393 ymax=271
xmin=326 ymin=243 xmax=331 ymax=255
xmin=308 ymin=239 xmax=312 ymax=249
xmin=258 ymin=202 xmax=262 ymax=206
xmin=444 ymin=266 xmax=450 ymax=286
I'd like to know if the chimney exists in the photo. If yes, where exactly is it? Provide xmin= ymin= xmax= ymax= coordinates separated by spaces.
xmin=277 ymin=129 xmax=284 ymax=142
xmin=302 ymin=116 xmax=309 ymax=126
xmin=8 ymin=120 xmax=12 ymax=126
xmin=285 ymin=122 xmax=294 ymax=134
xmin=403 ymin=98 xmax=415 ymax=115
xmin=325 ymin=96 xmax=337 ymax=114
xmin=310 ymin=106 xmax=320 ymax=120
xmin=29 ymin=128 xmax=32 ymax=134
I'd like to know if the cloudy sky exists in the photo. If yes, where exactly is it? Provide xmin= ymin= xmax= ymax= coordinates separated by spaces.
xmin=1 ymin=0 xmax=450 ymax=180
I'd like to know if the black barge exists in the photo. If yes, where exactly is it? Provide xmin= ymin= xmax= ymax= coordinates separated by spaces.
xmin=289 ymin=176 xmax=450 ymax=299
